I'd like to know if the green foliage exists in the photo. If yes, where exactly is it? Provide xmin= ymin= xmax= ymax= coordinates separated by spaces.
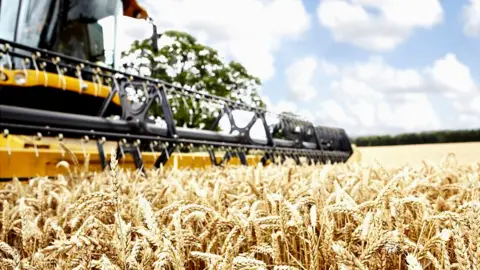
xmin=351 ymin=129 xmax=480 ymax=146
xmin=120 ymin=30 xmax=265 ymax=130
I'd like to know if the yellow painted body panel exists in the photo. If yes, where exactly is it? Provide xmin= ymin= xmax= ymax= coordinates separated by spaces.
xmin=0 ymin=135 xmax=360 ymax=179
xmin=0 ymin=69 xmax=121 ymax=106
xmin=0 ymin=135 xmax=264 ymax=179
xmin=0 ymin=68 xmax=267 ymax=179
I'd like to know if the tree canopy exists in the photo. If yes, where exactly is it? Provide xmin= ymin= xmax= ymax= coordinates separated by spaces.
xmin=120 ymin=30 xmax=266 ymax=130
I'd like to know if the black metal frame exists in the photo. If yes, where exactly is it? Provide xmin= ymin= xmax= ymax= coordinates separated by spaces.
xmin=0 ymin=38 xmax=354 ymax=170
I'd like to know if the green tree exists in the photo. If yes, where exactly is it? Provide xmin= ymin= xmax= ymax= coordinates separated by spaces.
xmin=351 ymin=129 xmax=480 ymax=146
xmin=120 ymin=30 xmax=265 ymax=131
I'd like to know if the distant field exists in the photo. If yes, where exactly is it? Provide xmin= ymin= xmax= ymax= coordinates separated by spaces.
xmin=357 ymin=141 xmax=480 ymax=167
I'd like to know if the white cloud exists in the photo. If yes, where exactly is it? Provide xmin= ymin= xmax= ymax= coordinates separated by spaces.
xmin=331 ymin=77 xmax=384 ymax=100
xmin=451 ymin=96 xmax=480 ymax=129
xmin=314 ymin=52 xmax=479 ymax=136
xmin=316 ymin=100 xmax=357 ymax=126
xmin=270 ymin=100 xmax=299 ymax=114
xmin=350 ymin=100 xmax=377 ymax=127
xmin=285 ymin=56 xmax=318 ymax=101
xmin=470 ymin=96 xmax=480 ymax=114
xmin=316 ymin=0 xmax=443 ymax=51
xmin=260 ymin=96 xmax=312 ymax=120
xmin=458 ymin=114 xmax=480 ymax=127
xmin=326 ymin=53 xmax=477 ymax=98
xmin=119 ymin=0 xmax=311 ymax=81
xmin=319 ymin=59 xmax=339 ymax=75
xmin=428 ymin=53 xmax=478 ymax=96
xmin=462 ymin=0 xmax=480 ymax=37
xmin=377 ymin=94 xmax=441 ymax=132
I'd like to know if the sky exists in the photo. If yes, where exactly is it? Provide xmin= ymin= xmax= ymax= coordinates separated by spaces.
xmin=115 ymin=0 xmax=480 ymax=137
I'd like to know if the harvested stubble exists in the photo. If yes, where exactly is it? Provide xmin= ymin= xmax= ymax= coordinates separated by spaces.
xmin=0 ymin=153 xmax=479 ymax=270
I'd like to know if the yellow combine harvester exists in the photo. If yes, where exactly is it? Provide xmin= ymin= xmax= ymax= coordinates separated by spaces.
xmin=0 ymin=0 xmax=355 ymax=180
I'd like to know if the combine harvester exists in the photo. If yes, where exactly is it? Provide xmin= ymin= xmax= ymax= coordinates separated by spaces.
xmin=0 ymin=0 xmax=355 ymax=180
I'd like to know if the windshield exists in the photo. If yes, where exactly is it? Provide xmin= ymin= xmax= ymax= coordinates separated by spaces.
xmin=53 ymin=0 xmax=122 ymax=66
xmin=0 ymin=0 xmax=20 ymax=41
xmin=0 ymin=0 xmax=122 ymax=68
xmin=0 ymin=0 xmax=54 ymax=47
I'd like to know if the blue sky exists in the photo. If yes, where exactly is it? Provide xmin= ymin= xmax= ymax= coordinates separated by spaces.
xmin=126 ymin=0 xmax=480 ymax=137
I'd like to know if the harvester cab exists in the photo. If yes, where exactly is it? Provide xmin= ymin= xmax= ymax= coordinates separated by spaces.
xmin=0 ymin=0 xmax=355 ymax=180
xmin=1 ymin=0 xmax=152 ymax=64
xmin=0 ymin=0 xmax=156 ymax=116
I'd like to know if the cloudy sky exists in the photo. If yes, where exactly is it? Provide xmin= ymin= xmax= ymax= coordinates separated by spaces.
xmin=116 ymin=0 xmax=480 ymax=137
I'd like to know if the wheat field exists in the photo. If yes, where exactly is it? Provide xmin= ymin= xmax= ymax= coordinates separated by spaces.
xmin=0 ymin=147 xmax=479 ymax=269
xmin=357 ymin=142 xmax=480 ymax=168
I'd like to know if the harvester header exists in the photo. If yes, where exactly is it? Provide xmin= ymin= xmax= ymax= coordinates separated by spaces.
xmin=0 ymin=0 xmax=354 ymax=179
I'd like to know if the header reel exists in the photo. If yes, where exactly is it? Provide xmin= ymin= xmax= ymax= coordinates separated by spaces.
xmin=0 ymin=37 xmax=354 ymax=177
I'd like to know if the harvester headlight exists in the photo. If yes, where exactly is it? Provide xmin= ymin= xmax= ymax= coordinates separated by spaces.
xmin=0 ymin=72 xmax=7 ymax=81
xmin=14 ymin=73 xmax=26 ymax=85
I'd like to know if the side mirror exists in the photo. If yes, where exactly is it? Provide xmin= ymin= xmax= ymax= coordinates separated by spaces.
xmin=87 ymin=23 xmax=106 ymax=62
xmin=152 ymin=23 xmax=159 ymax=53
xmin=147 ymin=17 xmax=161 ymax=53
